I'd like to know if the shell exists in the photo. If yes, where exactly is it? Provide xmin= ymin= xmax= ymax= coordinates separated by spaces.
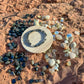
xmin=48 ymin=59 xmax=55 ymax=67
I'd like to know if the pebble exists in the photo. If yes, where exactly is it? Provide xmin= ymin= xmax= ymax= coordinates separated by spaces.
xmin=55 ymin=34 xmax=63 ymax=40
xmin=55 ymin=63 xmax=59 ymax=68
xmin=34 ymin=67 xmax=39 ymax=71
xmin=48 ymin=59 xmax=55 ymax=67
xmin=34 ymin=19 xmax=40 ymax=26
xmin=61 ymin=43 xmax=69 ymax=49
xmin=56 ymin=60 xmax=60 ymax=64
xmin=74 ymin=31 xmax=80 ymax=35
xmin=70 ymin=42 xmax=77 ymax=49
xmin=54 ymin=31 xmax=59 ymax=35
xmin=31 ymin=60 xmax=34 ymax=65
xmin=68 ymin=37 xmax=73 ymax=43
xmin=40 ymin=71 xmax=45 ymax=76
xmin=64 ymin=53 xmax=69 ymax=57
xmin=66 ymin=34 xmax=72 ymax=38
xmin=69 ymin=52 xmax=76 ymax=59
xmin=12 ymin=79 xmax=16 ymax=84
xmin=60 ymin=18 xmax=64 ymax=22
xmin=53 ymin=66 xmax=59 ymax=71
xmin=66 ymin=61 xmax=71 ymax=66
xmin=42 ymin=66 xmax=47 ymax=71
xmin=71 ymin=48 xmax=79 ymax=56
xmin=42 ymin=15 xmax=50 ymax=20
xmin=64 ymin=40 xmax=69 ymax=43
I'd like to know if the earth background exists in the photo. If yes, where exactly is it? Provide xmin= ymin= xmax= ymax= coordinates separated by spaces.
xmin=0 ymin=0 xmax=84 ymax=84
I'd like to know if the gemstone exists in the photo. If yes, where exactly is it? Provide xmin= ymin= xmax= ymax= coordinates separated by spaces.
xmin=54 ymin=31 xmax=59 ymax=34
xmin=60 ymin=18 xmax=64 ymax=22
xmin=12 ymin=79 xmax=16 ymax=84
xmin=66 ymin=34 xmax=72 ymax=38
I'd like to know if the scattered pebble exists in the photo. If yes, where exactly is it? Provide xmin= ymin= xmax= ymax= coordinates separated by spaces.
xmin=74 ymin=31 xmax=80 ymax=35
xmin=66 ymin=61 xmax=71 ymax=66
xmin=34 ymin=19 xmax=40 ymax=26
xmin=69 ymin=52 xmax=76 ymax=59
xmin=12 ymin=79 xmax=16 ymax=84
xmin=60 ymin=18 xmax=64 ymax=22
xmin=61 ymin=43 xmax=69 ymax=49
xmin=70 ymin=42 xmax=77 ymax=49
xmin=56 ymin=60 xmax=61 ymax=64
xmin=54 ymin=31 xmax=59 ymax=34
xmin=55 ymin=34 xmax=63 ymax=40
xmin=42 ymin=15 xmax=50 ymax=20
xmin=48 ymin=59 xmax=55 ymax=67
xmin=42 ymin=66 xmax=47 ymax=71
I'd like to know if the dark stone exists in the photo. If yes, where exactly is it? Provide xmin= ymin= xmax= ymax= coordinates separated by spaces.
xmin=40 ymin=71 xmax=45 ymax=76
xmin=46 ymin=65 xmax=49 ymax=69
xmin=2 ymin=57 xmax=8 ymax=62
xmin=17 ymin=76 xmax=22 ymax=80
xmin=10 ymin=71 xmax=15 ymax=76
xmin=19 ymin=57 xmax=24 ymax=62
xmin=9 ymin=37 xmax=13 ymax=40
xmin=11 ymin=79 xmax=16 ymax=84
xmin=9 ymin=46 xmax=14 ymax=50
xmin=11 ymin=42 xmax=17 ymax=48
xmin=29 ymin=79 xmax=34 ymax=83
xmin=34 ymin=67 xmax=39 ymax=71
xmin=30 ymin=14 xmax=35 ymax=18
xmin=10 ymin=54 xmax=14 ymax=59
xmin=15 ymin=71 xmax=21 ymax=76
xmin=21 ymin=62 xmax=25 ymax=68
xmin=7 ymin=43 xmax=12 ymax=47
xmin=33 ymin=63 xmax=39 ymax=66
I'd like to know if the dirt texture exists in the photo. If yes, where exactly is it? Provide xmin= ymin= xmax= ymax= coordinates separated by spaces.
xmin=0 ymin=0 xmax=84 ymax=84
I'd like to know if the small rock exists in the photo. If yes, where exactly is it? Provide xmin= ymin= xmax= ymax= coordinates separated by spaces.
xmin=34 ymin=19 xmax=40 ymax=26
xmin=70 ymin=42 xmax=77 ymax=49
xmin=42 ymin=15 xmax=50 ymax=20
xmin=69 ymin=52 xmax=76 ymax=59
xmin=44 ymin=54 xmax=49 ymax=59
xmin=48 ymin=59 xmax=55 ymax=67
xmin=66 ymin=61 xmax=71 ymax=66
xmin=12 ymin=79 xmax=16 ymax=84
xmin=54 ymin=31 xmax=59 ymax=35
xmin=42 ymin=66 xmax=47 ymax=71
xmin=53 ymin=66 xmax=59 ymax=71
xmin=74 ymin=31 xmax=80 ymax=35
xmin=60 ymin=18 xmax=64 ymax=22
xmin=56 ymin=60 xmax=60 ymax=64
xmin=55 ymin=63 xmax=59 ymax=68
xmin=64 ymin=40 xmax=69 ymax=43
xmin=68 ymin=37 xmax=73 ymax=43
xmin=61 ymin=43 xmax=69 ymax=49
xmin=55 ymin=34 xmax=63 ymax=40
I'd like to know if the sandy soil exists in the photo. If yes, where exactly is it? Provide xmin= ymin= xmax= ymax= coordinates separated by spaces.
xmin=0 ymin=0 xmax=84 ymax=84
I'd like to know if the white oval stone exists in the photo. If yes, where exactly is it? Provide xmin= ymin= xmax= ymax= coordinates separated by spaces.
xmin=48 ymin=59 xmax=55 ymax=67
